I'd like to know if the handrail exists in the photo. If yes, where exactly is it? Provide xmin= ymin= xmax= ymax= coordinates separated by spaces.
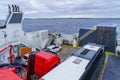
xmin=78 ymin=28 xmax=96 ymax=43
xmin=0 ymin=45 xmax=12 ymax=53
xmin=0 ymin=44 xmax=14 ymax=64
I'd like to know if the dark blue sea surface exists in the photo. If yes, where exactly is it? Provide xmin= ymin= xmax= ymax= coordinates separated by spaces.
xmin=1 ymin=18 xmax=120 ymax=35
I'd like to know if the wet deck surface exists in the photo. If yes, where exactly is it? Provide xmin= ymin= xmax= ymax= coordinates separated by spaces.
xmin=103 ymin=55 xmax=120 ymax=80
xmin=58 ymin=45 xmax=79 ymax=62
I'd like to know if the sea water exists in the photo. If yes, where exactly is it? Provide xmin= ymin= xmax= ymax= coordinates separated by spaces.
xmin=1 ymin=18 xmax=120 ymax=36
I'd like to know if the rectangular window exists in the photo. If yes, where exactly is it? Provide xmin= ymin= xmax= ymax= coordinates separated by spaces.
xmin=9 ymin=13 xmax=23 ymax=23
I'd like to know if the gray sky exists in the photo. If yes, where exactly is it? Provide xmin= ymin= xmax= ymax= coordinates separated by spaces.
xmin=0 ymin=0 xmax=120 ymax=19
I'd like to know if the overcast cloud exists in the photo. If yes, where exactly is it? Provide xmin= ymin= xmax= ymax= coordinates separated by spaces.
xmin=0 ymin=0 xmax=120 ymax=19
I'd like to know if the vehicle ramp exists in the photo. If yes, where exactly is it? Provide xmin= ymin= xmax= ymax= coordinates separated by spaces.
xmin=78 ymin=27 xmax=96 ymax=44
xmin=78 ymin=28 xmax=96 ymax=45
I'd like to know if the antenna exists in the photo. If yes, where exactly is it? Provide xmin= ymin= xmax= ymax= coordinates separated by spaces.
xmin=12 ymin=5 xmax=14 ymax=12
xmin=16 ymin=6 xmax=20 ymax=12
xmin=15 ymin=5 xmax=17 ymax=12
xmin=17 ymin=6 xmax=20 ymax=12
xmin=16 ymin=6 xmax=18 ymax=12
xmin=8 ymin=5 xmax=11 ymax=13
xmin=11 ymin=5 xmax=20 ymax=12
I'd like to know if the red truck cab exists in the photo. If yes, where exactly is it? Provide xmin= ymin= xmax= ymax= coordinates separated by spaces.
xmin=0 ymin=67 xmax=23 ymax=80
xmin=27 ymin=51 xmax=60 ymax=80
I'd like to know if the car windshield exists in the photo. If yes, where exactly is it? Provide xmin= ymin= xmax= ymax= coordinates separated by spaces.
xmin=23 ymin=56 xmax=28 ymax=60
xmin=52 ymin=46 xmax=59 ymax=49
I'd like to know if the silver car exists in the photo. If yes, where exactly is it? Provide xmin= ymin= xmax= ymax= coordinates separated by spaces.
xmin=47 ymin=45 xmax=62 ymax=53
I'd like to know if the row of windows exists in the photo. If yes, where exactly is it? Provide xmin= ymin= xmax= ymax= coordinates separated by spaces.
xmin=9 ymin=13 xmax=23 ymax=23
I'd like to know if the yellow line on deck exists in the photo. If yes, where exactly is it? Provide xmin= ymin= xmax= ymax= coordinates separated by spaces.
xmin=105 ymin=52 xmax=116 ymax=56
xmin=62 ymin=44 xmax=81 ymax=48
xmin=99 ymin=54 xmax=108 ymax=80
xmin=99 ymin=52 xmax=116 ymax=80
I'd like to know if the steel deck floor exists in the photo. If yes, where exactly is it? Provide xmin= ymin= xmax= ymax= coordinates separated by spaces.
xmin=58 ymin=45 xmax=79 ymax=62
xmin=103 ymin=55 xmax=120 ymax=80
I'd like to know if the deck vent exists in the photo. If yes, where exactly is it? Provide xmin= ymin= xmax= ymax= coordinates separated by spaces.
xmin=81 ymin=49 xmax=89 ymax=55
xmin=73 ymin=58 xmax=82 ymax=64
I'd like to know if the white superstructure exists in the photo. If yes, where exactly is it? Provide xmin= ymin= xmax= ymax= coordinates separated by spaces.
xmin=0 ymin=5 xmax=48 ymax=50
xmin=0 ymin=5 xmax=48 ymax=63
